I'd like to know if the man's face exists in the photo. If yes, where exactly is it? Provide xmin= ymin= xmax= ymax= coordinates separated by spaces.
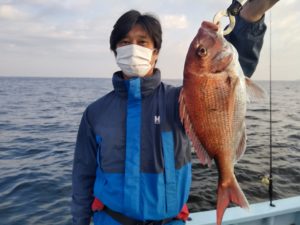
xmin=116 ymin=24 xmax=159 ymax=77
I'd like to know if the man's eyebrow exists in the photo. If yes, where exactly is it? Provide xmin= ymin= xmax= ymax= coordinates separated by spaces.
xmin=137 ymin=34 xmax=150 ymax=39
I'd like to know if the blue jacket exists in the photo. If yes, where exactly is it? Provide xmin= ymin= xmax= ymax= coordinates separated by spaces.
xmin=71 ymin=15 xmax=266 ymax=225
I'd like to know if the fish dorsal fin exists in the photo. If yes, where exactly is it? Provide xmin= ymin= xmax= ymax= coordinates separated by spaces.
xmin=179 ymin=89 xmax=212 ymax=167
xmin=245 ymin=77 xmax=267 ymax=102
xmin=234 ymin=125 xmax=247 ymax=163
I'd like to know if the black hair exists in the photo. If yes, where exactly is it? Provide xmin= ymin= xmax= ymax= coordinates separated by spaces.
xmin=110 ymin=10 xmax=162 ymax=55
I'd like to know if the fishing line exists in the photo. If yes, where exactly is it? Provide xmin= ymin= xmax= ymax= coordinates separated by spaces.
xmin=269 ymin=10 xmax=275 ymax=208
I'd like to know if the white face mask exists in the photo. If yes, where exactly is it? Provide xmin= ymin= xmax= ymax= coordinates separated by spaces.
xmin=116 ymin=44 xmax=154 ymax=78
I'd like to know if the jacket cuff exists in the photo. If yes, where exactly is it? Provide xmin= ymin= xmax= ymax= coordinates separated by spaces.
xmin=234 ymin=14 xmax=266 ymax=38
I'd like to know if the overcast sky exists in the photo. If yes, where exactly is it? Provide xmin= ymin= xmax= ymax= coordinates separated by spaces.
xmin=0 ymin=0 xmax=299 ymax=80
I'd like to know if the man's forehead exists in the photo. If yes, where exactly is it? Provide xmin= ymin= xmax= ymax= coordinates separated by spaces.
xmin=124 ymin=25 xmax=151 ymax=38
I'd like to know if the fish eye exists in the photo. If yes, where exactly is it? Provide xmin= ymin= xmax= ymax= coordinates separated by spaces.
xmin=196 ymin=46 xmax=207 ymax=57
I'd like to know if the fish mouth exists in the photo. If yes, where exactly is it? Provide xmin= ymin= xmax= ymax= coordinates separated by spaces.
xmin=201 ymin=21 xmax=219 ymax=32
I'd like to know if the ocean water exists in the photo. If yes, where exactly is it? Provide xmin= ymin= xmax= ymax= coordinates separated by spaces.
xmin=0 ymin=77 xmax=299 ymax=225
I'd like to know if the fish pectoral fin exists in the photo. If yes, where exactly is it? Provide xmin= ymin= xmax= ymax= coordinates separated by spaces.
xmin=216 ymin=177 xmax=249 ymax=225
xmin=179 ymin=89 xmax=212 ymax=167
xmin=245 ymin=77 xmax=267 ymax=102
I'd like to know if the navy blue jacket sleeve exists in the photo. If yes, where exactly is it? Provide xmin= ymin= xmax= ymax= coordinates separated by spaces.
xmin=71 ymin=109 xmax=97 ymax=225
xmin=225 ymin=14 xmax=267 ymax=77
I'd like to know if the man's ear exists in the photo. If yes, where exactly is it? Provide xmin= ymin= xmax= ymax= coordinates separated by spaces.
xmin=152 ymin=49 xmax=159 ymax=64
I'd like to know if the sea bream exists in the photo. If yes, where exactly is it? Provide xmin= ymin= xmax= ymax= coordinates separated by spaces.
xmin=179 ymin=21 xmax=265 ymax=225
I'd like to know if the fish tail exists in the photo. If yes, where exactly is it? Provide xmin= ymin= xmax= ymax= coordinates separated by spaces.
xmin=216 ymin=177 xmax=249 ymax=225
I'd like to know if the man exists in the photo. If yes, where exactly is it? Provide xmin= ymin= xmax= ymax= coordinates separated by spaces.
xmin=72 ymin=1 xmax=279 ymax=224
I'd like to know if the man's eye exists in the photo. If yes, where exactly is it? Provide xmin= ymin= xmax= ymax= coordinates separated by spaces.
xmin=139 ymin=40 xmax=148 ymax=46
xmin=119 ymin=40 xmax=130 ymax=46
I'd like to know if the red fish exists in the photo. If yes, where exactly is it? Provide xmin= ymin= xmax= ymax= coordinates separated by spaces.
xmin=179 ymin=21 xmax=265 ymax=225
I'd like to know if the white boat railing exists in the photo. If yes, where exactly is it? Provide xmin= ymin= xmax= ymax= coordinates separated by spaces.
xmin=187 ymin=196 xmax=300 ymax=225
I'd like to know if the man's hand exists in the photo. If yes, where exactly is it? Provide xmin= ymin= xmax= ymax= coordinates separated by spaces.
xmin=240 ymin=0 xmax=280 ymax=22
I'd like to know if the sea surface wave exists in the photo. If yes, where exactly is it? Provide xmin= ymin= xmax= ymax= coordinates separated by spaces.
xmin=0 ymin=77 xmax=299 ymax=224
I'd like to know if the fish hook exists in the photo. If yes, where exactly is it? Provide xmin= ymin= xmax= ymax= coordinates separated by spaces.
xmin=213 ymin=9 xmax=236 ymax=36
xmin=213 ymin=0 xmax=248 ymax=36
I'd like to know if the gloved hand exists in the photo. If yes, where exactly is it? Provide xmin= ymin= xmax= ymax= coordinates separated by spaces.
xmin=240 ymin=0 xmax=280 ymax=22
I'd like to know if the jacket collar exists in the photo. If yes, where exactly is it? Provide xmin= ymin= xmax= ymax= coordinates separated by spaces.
xmin=112 ymin=69 xmax=161 ymax=98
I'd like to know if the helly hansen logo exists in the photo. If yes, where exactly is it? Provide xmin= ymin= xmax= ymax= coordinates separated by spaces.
xmin=154 ymin=115 xmax=160 ymax=124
